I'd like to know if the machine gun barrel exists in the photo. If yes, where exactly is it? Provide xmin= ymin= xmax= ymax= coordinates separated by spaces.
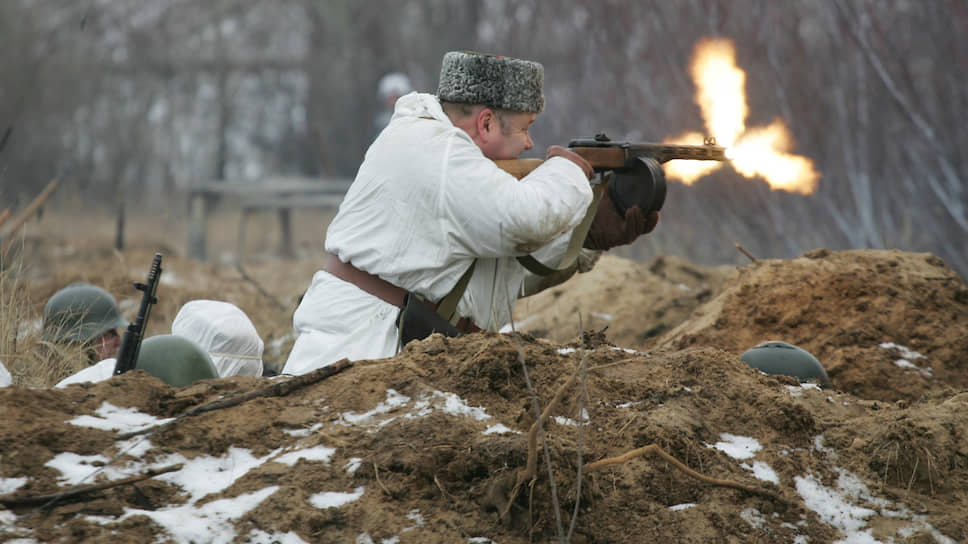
xmin=113 ymin=253 xmax=163 ymax=375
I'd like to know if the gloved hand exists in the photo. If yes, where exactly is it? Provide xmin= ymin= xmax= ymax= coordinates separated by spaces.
xmin=583 ymin=189 xmax=660 ymax=250
xmin=546 ymin=145 xmax=594 ymax=179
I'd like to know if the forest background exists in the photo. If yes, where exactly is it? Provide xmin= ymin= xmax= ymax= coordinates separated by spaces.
xmin=1 ymin=0 xmax=965 ymax=278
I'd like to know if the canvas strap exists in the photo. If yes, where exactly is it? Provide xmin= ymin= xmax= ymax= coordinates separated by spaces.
xmin=516 ymin=182 xmax=605 ymax=276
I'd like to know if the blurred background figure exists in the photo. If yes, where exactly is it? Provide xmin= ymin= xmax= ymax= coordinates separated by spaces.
xmin=172 ymin=299 xmax=265 ymax=377
xmin=42 ymin=283 xmax=127 ymax=364
xmin=372 ymin=72 xmax=413 ymax=140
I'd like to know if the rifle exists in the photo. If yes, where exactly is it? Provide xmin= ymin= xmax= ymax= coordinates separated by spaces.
xmin=113 ymin=253 xmax=163 ymax=375
xmin=496 ymin=133 xmax=728 ymax=214
xmin=496 ymin=133 xmax=728 ymax=178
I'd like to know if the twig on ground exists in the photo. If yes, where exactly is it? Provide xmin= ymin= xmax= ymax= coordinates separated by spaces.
xmin=734 ymin=243 xmax=758 ymax=263
xmin=584 ymin=444 xmax=786 ymax=504
xmin=566 ymin=313 xmax=588 ymax=542
xmin=373 ymin=463 xmax=393 ymax=497
xmin=433 ymin=474 xmax=453 ymax=501
xmin=0 ymin=463 xmax=183 ymax=508
xmin=117 ymin=359 xmax=352 ymax=439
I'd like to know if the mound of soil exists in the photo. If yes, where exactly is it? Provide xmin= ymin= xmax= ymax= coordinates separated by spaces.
xmin=2 ymin=246 xmax=967 ymax=543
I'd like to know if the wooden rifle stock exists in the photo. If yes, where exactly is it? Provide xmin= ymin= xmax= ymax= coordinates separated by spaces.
xmin=496 ymin=148 xmax=628 ymax=179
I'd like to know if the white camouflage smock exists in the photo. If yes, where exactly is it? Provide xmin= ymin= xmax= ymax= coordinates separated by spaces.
xmin=283 ymin=92 xmax=592 ymax=375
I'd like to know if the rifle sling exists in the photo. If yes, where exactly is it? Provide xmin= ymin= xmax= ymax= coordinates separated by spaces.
xmin=517 ymin=182 xmax=604 ymax=276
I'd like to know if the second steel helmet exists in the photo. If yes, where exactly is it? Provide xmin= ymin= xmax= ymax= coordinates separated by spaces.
xmin=135 ymin=335 xmax=219 ymax=387
xmin=739 ymin=341 xmax=831 ymax=388
xmin=42 ymin=283 xmax=128 ymax=344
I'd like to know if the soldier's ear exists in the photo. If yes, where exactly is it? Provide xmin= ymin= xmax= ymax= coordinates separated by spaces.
xmin=477 ymin=108 xmax=497 ymax=141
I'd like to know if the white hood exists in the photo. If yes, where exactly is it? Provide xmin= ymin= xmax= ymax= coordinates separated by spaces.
xmin=172 ymin=300 xmax=264 ymax=377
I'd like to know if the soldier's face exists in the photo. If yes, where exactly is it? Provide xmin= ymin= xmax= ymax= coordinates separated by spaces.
xmin=95 ymin=329 xmax=121 ymax=361
xmin=479 ymin=110 xmax=535 ymax=160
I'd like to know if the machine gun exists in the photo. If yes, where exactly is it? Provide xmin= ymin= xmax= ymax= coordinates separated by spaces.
xmin=113 ymin=253 xmax=163 ymax=375
xmin=496 ymin=133 xmax=728 ymax=214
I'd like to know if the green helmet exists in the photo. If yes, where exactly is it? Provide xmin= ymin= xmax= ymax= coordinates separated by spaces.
xmin=135 ymin=335 xmax=219 ymax=387
xmin=739 ymin=341 xmax=831 ymax=388
xmin=43 ymin=283 xmax=128 ymax=344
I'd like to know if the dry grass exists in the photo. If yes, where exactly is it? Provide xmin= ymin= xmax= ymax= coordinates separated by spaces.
xmin=1 ymin=242 xmax=103 ymax=387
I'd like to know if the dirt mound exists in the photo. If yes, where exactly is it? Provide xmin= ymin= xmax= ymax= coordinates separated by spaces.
xmin=2 ymin=248 xmax=967 ymax=543
xmin=514 ymin=254 xmax=736 ymax=346
xmin=656 ymin=249 xmax=968 ymax=403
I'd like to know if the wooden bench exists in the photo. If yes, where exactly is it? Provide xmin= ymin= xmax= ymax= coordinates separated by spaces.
xmin=186 ymin=177 xmax=352 ymax=261
xmin=237 ymin=193 xmax=345 ymax=259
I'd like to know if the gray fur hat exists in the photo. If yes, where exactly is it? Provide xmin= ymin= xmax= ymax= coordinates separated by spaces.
xmin=437 ymin=51 xmax=544 ymax=113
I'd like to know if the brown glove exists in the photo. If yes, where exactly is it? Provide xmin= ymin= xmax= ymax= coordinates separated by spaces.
xmin=546 ymin=145 xmax=594 ymax=179
xmin=583 ymin=189 xmax=660 ymax=250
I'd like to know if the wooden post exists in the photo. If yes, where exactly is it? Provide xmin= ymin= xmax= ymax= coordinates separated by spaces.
xmin=278 ymin=208 xmax=293 ymax=258
xmin=187 ymin=192 xmax=209 ymax=261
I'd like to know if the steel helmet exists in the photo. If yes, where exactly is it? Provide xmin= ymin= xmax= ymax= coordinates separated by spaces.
xmin=42 ymin=283 xmax=128 ymax=344
xmin=739 ymin=341 xmax=831 ymax=388
xmin=135 ymin=335 xmax=219 ymax=387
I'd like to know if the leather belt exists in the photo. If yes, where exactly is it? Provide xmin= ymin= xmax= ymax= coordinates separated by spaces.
xmin=324 ymin=253 xmax=481 ymax=333
xmin=325 ymin=253 xmax=406 ymax=307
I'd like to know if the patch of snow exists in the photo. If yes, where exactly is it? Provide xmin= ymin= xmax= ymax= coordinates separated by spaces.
xmin=590 ymin=311 xmax=614 ymax=321
xmin=118 ymin=486 xmax=278 ymax=544
xmin=156 ymin=447 xmax=281 ymax=502
xmin=557 ymin=348 xmax=576 ymax=354
xmin=345 ymin=458 xmax=362 ymax=474
xmin=282 ymin=423 xmax=324 ymax=437
xmin=0 ymin=476 xmax=28 ymax=494
xmin=795 ymin=473 xmax=878 ymax=538
xmin=46 ymin=452 xmax=117 ymax=485
xmin=341 ymin=389 xmax=411 ymax=425
xmin=404 ymin=509 xmax=425 ymax=531
xmin=273 ymin=446 xmax=336 ymax=466
xmin=0 ymin=509 xmax=18 ymax=525
xmin=706 ymin=433 xmax=761 ymax=460
xmin=668 ymin=503 xmax=696 ymax=511
xmin=741 ymin=507 xmax=767 ymax=528
xmin=879 ymin=342 xmax=924 ymax=360
xmin=431 ymin=391 xmax=491 ymax=421
xmin=812 ymin=434 xmax=838 ymax=460
xmin=309 ymin=486 xmax=364 ymax=509
xmin=68 ymin=402 xmax=174 ymax=433
xmin=741 ymin=460 xmax=780 ymax=484
xmin=483 ymin=424 xmax=519 ymax=435
xmin=245 ymin=529 xmax=311 ymax=544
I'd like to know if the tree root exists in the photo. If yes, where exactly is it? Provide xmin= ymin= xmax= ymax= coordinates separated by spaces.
xmin=585 ymin=444 xmax=787 ymax=505
xmin=501 ymin=365 xmax=580 ymax=519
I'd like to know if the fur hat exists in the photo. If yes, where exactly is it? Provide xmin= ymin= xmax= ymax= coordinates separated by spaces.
xmin=437 ymin=51 xmax=544 ymax=113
